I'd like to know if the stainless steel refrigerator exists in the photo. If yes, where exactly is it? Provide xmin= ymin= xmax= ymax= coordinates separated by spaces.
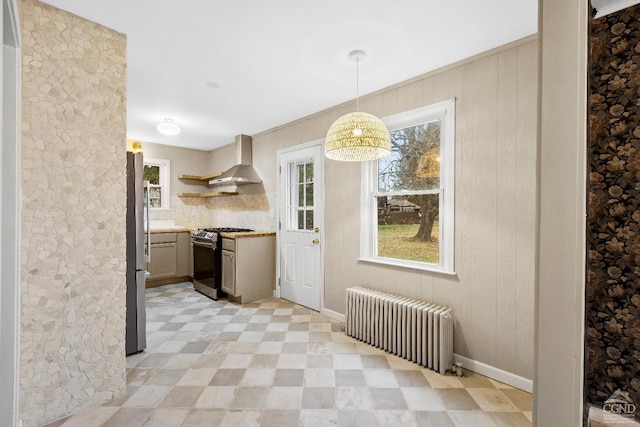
xmin=126 ymin=151 xmax=150 ymax=355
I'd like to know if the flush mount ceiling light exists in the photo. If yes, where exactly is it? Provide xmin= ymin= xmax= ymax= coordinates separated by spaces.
xmin=325 ymin=50 xmax=391 ymax=162
xmin=156 ymin=118 xmax=181 ymax=136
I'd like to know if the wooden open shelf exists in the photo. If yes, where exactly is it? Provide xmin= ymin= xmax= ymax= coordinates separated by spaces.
xmin=178 ymin=192 xmax=238 ymax=198
xmin=178 ymin=172 xmax=234 ymax=198
xmin=177 ymin=173 xmax=222 ymax=181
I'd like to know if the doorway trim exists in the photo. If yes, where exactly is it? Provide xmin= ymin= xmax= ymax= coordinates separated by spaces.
xmin=1 ymin=0 xmax=21 ymax=425
xmin=276 ymin=139 xmax=325 ymax=312
xmin=535 ymin=0 xmax=587 ymax=425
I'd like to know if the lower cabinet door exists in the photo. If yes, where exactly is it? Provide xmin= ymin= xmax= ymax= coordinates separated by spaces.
xmin=221 ymin=249 xmax=236 ymax=296
xmin=176 ymin=232 xmax=191 ymax=277
xmin=146 ymin=243 xmax=177 ymax=281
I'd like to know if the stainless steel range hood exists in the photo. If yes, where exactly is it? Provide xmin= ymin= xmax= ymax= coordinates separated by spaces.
xmin=209 ymin=134 xmax=262 ymax=185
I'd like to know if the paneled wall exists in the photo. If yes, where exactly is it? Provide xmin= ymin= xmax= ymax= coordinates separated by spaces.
xmin=587 ymin=4 xmax=640 ymax=411
xmin=233 ymin=36 xmax=538 ymax=381
xmin=20 ymin=1 xmax=127 ymax=425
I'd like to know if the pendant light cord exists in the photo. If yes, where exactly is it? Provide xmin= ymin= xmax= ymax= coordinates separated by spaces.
xmin=355 ymin=56 xmax=360 ymax=112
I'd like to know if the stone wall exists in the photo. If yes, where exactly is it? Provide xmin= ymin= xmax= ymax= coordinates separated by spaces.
xmin=20 ymin=1 xmax=127 ymax=425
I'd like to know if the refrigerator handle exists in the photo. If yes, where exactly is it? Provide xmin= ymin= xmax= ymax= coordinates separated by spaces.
xmin=144 ymin=179 xmax=151 ymax=263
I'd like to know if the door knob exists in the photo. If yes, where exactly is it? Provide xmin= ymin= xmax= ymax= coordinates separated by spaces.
xmin=313 ymin=239 xmax=320 ymax=244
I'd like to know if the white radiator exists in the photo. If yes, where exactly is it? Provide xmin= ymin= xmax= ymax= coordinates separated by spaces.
xmin=345 ymin=286 xmax=454 ymax=375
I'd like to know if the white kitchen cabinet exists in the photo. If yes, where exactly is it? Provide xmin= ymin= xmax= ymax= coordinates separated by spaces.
xmin=220 ymin=234 xmax=275 ymax=304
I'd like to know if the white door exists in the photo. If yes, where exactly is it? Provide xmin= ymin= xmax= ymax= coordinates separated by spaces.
xmin=278 ymin=142 xmax=323 ymax=311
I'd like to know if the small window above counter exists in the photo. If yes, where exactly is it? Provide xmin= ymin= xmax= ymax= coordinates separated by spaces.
xmin=145 ymin=158 xmax=170 ymax=209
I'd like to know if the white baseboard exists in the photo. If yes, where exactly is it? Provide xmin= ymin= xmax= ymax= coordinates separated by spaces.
xmin=321 ymin=307 xmax=345 ymax=323
xmin=453 ymin=353 xmax=533 ymax=393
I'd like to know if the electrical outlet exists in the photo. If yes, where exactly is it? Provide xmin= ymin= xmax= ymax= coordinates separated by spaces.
xmin=191 ymin=207 xmax=197 ymax=216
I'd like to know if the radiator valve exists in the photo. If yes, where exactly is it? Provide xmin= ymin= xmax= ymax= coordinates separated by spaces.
xmin=451 ymin=362 xmax=464 ymax=377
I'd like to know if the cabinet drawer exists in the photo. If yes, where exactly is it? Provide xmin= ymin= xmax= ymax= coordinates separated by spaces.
xmin=221 ymin=238 xmax=235 ymax=251
xmin=148 ymin=232 xmax=177 ymax=244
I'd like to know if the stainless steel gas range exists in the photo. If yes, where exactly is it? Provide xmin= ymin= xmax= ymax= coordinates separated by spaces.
xmin=191 ymin=227 xmax=253 ymax=300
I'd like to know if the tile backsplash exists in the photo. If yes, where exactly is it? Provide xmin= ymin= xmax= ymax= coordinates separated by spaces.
xmin=149 ymin=192 xmax=277 ymax=231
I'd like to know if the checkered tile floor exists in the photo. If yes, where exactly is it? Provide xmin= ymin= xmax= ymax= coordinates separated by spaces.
xmin=46 ymin=282 xmax=532 ymax=427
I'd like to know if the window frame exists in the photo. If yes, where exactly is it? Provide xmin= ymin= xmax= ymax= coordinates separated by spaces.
xmin=144 ymin=157 xmax=171 ymax=210
xmin=359 ymin=99 xmax=455 ymax=274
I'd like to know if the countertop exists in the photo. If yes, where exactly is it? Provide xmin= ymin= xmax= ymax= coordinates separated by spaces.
xmin=148 ymin=228 xmax=192 ymax=234
xmin=149 ymin=228 xmax=275 ymax=238
xmin=220 ymin=231 xmax=276 ymax=238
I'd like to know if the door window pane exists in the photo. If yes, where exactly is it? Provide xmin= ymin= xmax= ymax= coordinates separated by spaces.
xmin=305 ymin=184 xmax=313 ymax=207
xmin=305 ymin=210 xmax=314 ymax=230
xmin=287 ymin=158 xmax=315 ymax=231
xmin=298 ymin=183 xmax=305 ymax=206
xmin=305 ymin=163 xmax=314 ymax=182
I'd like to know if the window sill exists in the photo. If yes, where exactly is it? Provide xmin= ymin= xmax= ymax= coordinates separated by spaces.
xmin=358 ymin=256 xmax=456 ymax=276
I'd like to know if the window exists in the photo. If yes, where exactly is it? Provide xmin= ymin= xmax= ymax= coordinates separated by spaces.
xmin=360 ymin=99 xmax=455 ymax=274
xmin=143 ymin=158 xmax=170 ymax=209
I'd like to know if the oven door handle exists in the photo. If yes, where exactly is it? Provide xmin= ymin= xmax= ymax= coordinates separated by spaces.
xmin=191 ymin=240 xmax=215 ymax=249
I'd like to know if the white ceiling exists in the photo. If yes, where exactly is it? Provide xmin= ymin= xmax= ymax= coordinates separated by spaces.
xmin=41 ymin=0 xmax=538 ymax=151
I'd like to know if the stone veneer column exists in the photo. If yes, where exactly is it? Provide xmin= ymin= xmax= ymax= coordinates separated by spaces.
xmin=20 ymin=1 xmax=127 ymax=425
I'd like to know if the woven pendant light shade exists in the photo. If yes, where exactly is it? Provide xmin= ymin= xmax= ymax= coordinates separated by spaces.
xmin=325 ymin=111 xmax=391 ymax=161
